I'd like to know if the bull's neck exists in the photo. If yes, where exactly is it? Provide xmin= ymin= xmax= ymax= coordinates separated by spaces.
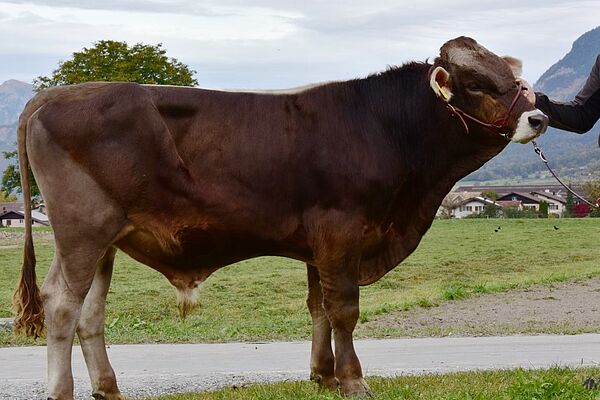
xmin=356 ymin=64 xmax=508 ymax=229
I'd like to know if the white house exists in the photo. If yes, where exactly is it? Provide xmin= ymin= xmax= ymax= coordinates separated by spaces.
xmin=451 ymin=196 xmax=497 ymax=219
xmin=0 ymin=208 xmax=50 ymax=227
xmin=531 ymin=191 xmax=567 ymax=216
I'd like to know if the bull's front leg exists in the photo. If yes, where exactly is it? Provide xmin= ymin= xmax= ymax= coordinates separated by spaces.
xmin=310 ymin=224 xmax=371 ymax=397
xmin=306 ymin=263 xmax=337 ymax=390
xmin=320 ymin=268 xmax=370 ymax=396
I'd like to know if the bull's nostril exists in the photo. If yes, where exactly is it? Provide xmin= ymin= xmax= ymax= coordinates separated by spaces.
xmin=528 ymin=114 xmax=549 ymax=132
xmin=528 ymin=116 xmax=542 ymax=128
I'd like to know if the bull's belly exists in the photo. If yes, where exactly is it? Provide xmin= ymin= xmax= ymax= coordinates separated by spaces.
xmin=113 ymin=225 xmax=312 ymax=285
xmin=112 ymin=221 xmax=403 ymax=290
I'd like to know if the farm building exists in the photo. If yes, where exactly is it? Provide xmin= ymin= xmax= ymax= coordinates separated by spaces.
xmin=0 ymin=208 xmax=50 ymax=227
xmin=439 ymin=185 xmax=569 ymax=218
xmin=451 ymin=196 xmax=497 ymax=219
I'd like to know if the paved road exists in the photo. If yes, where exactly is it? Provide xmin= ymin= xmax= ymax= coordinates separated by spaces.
xmin=1 ymin=334 xmax=599 ymax=399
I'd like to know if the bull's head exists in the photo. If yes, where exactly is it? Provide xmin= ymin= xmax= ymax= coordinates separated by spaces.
xmin=429 ymin=36 xmax=547 ymax=143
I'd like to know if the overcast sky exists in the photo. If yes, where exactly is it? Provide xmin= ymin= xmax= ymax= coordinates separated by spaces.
xmin=1 ymin=0 xmax=599 ymax=89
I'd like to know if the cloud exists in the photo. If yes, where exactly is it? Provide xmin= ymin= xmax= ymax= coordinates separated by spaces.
xmin=0 ymin=0 xmax=598 ymax=87
xmin=0 ymin=0 xmax=218 ymax=15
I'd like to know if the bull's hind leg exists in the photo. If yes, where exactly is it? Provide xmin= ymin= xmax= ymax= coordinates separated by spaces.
xmin=27 ymin=111 xmax=127 ymax=399
xmin=306 ymin=264 xmax=337 ymax=390
xmin=43 ymin=245 xmax=114 ymax=400
xmin=77 ymin=246 xmax=123 ymax=400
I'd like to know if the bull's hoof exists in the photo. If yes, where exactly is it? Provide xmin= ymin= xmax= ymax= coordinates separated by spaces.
xmin=340 ymin=377 xmax=372 ymax=397
xmin=310 ymin=371 xmax=339 ymax=391
xmin=92 ymin=392 xmax=125 ymax=400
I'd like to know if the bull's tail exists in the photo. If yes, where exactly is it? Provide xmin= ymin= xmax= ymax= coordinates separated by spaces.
xmin=12 ymin=106 xmax=44 ymax=339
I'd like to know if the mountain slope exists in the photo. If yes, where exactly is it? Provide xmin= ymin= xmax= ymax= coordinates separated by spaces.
xmin=466 ymin=26 xmax=600 ymax=183
xmin=0 ymin=79 xmax=34 ymax=126
xmin=0 ymin=80 xmax=34 ymax=172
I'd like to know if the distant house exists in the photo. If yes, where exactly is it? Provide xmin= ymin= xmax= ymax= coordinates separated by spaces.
xmin=496 ymin=191 xmax=567 ymax=216
xmin=454 ymin=184 xmax=576 ymax=197
xmin=0 ymin=202 xmax=23 ymax=214
xmin=437 ymin=191 xmax=480 ymax=218
xmin=0 ymin=208 xmax=50 ymax=227
xmin=496 ymin=192 xmax=541 ymax=210
xmin=495 ymin=200 xmax=522 ymax=210
xmin=531 ymin=191 xmax=567 ymax=215
xmin=447 ymin=196 xmax=497 ymax=219
xmin=440 ymin=185 xmax=571 ymax=218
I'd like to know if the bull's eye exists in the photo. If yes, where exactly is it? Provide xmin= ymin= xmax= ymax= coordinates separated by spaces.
xmin=467 ymin=83 xmax=484 ymax=93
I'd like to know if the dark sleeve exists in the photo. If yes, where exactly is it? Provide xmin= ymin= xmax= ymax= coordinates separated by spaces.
xmin=535 ymin=55 xmax=600 ymax=134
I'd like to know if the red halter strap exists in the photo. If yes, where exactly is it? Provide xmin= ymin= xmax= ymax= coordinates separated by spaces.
xmin=430 ymin=67 xmax=524 ymax=140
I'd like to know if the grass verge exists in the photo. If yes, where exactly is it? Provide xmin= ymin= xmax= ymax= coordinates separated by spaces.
xmin=147 ymin=367 xmax=600 ymax=400
xmin=1 ymin=219 xmax=600 ymax=345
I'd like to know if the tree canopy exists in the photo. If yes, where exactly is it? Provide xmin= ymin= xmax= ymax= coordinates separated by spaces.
xmin=34 ymin=40 xmax=197 ymax=90
xmin=2 ymin=41 xmax=197 ymax=200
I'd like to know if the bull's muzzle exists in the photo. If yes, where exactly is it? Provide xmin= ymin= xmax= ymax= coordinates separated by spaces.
xmin=528 ymin=112 xmax=549 ymax=135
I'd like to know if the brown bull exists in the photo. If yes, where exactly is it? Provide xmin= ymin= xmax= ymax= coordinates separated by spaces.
xmin=14 ymin=37 xmax=547 ymax=399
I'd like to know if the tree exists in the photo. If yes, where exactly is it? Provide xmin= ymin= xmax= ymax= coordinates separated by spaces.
xmin=480 ymin=190 xmax=498 ymax=201
xmin=3 ymin=40 xmax=197 ymax=198
xmin=2 ymin=150 xmax=40 ymax=200
xmin=0 ymin=190 xmax=17 ymax=202
xmin=34 ymin=40 xmax=197 ymax=90
xmin=583 ymin=179 xmax=600 ymax=200
xmin=481 ymin=203 xmax=501 ymax=218
xmin=538 ymin=200 xmax=548 ymax=218
xmin=564 ymin=191 xmax=574 ymax=217
xmin=573 ymin=203 xmax=591 ymax=218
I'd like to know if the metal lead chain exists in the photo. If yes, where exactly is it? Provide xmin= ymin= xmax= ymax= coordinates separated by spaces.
xmin=531 ymin=141 xmax=598 ymax=209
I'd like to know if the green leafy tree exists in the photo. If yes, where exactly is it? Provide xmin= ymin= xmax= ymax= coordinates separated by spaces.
xmin=3 ymin=41 xmax=197 ymax=199
xmin=1 ymin=150 xmax=40 ymax=200
xmin=538 ymin=200 xmax=549 ymax=218
xmin=583 ymin=180 xmax=600 ymax=199
xmin=481 ymin=203 xmax=501 ymax=218
xmin=0 ymin=190 xmax=17 ymax=202
xmin=504 ymin=207 xmax=539 ymax=219
xmin=34 ymin=40 xmax=197 ymax=90
xmin=480 ymin=190 xmax=498 ymax=201
xmin=564 ymin=191 xmax=574 ymax=218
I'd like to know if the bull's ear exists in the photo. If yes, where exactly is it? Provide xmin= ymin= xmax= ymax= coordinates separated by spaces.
xmin=430 ymin=66 xmax=453 ymax=102
xmin=503 ymin=56 xmax=522 ymax=77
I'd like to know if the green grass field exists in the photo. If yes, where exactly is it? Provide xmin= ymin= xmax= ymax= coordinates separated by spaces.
xmin=147 ymin=367 xmax=600 ymax=400
xmin=1 ymin=219 xmax=600 ymax=346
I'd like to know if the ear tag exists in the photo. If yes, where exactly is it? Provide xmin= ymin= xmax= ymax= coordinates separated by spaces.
xmin=436 ymin=81 xmax=450 ymax=101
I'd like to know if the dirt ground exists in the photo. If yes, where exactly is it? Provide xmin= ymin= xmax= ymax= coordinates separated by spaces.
xmin=0 ymin=230 xmax=54 ymax=247
xmin=359 ymin=276 xmax=600 ymax=337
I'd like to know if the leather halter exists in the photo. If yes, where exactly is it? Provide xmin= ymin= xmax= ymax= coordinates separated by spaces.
xmin=430 ymin=67 xmax=523 ymax=140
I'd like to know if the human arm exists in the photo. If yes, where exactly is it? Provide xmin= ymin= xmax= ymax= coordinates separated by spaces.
xmin=532 ymin=54 xmax=600 ymax=134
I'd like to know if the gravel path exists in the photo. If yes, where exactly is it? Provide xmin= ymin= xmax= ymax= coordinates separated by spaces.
xmin=2 ymin=335 xmax=599 ymax=400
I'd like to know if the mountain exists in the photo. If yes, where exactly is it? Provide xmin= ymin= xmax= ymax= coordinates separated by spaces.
xmin=0 ymin=80 xmax=34 ymax=172
xmin=0 ymin=79 xmax=34 ymax=125
xmin=465 ymin=26 xmax=600 ymax=184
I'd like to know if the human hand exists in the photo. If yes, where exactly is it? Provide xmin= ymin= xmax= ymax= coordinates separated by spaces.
xmin=517 ymin=79 xmax=536 ymax=104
